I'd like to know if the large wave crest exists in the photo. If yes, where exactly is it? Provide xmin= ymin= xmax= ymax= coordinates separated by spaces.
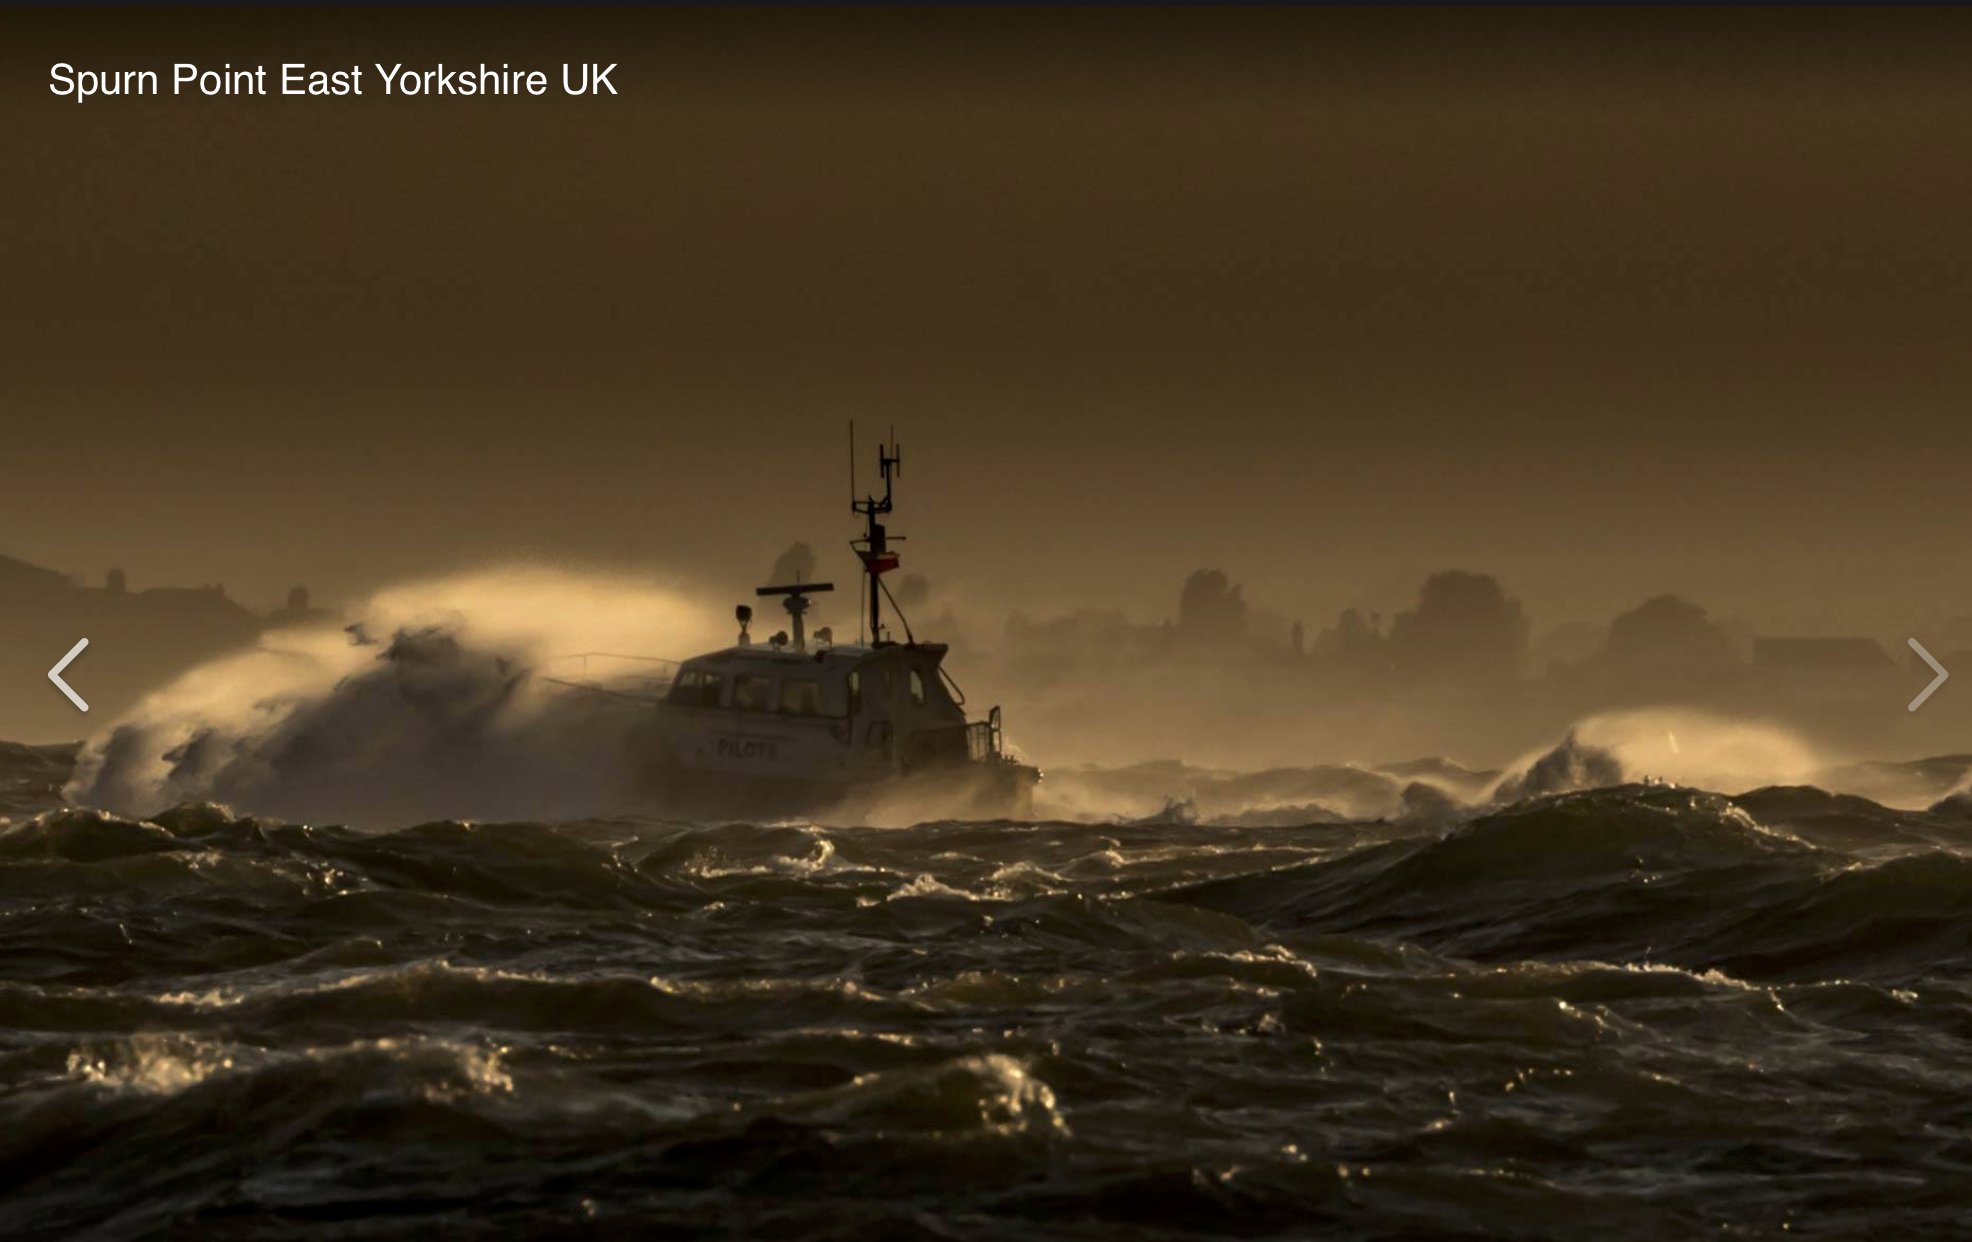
xmin=67 ymin=568 xmax=727 ymax=826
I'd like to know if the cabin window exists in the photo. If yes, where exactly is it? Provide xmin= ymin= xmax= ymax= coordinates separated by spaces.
xmin=909 ymin=669 xmax=926 ymax=707
xmin=669 ymin=669 xmax=724 ymax=707
xmin=734 ymin=674 xmax=774 ymax=711
xmin=780 ymin=678 xmax=823 ymax=716
xmin=847 ymin=671 xmax=862 ymax=714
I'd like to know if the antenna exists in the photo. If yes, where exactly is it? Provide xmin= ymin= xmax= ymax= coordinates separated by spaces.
xmin=851 ymin=426 xmax=903 ymax=644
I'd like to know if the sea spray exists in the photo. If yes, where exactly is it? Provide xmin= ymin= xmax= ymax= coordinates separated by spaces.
xmin=1491 ymin=708 xmax=1826 ymax=804
xmin=67 ymin=567 xmax=728 ymax=826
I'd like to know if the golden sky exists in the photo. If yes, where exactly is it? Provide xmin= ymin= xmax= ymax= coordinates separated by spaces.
xmin=7 ymin=8 xmax=1971 ymax=633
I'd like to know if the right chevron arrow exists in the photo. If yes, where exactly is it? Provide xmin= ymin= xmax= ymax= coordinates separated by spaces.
xmin=1908 ymin=638 xmax=1949 ymax=713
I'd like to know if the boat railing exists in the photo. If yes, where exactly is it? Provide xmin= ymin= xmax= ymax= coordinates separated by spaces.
xmin=540 ymin=652 xmax=682 ymax=703
xmin=546 ymin=651 xmax=682 ymax=678
xmin=964 ymin=720 xmax=995 ymax=763
xmin=905 ymin=708 xmax=1010 ymax=769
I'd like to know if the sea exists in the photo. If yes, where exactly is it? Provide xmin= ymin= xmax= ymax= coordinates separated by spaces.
xmin=7 ymin=738 xmax=1972 ymax=1240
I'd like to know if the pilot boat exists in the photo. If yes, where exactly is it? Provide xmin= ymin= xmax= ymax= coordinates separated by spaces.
xmin=621 ymin=432 xmax=1039 ymax=820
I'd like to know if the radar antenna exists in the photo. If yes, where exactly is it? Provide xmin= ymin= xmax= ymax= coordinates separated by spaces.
xmin=850 ymin=423 xmax=903 ymax=644
xmin=756 ymin=582 xmax=835 ymax=653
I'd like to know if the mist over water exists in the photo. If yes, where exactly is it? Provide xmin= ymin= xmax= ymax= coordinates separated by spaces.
xmin=59 ymin=565 xmax=1965 ymax=829
xmin=67 ymin=568 xmax=730 ymax=826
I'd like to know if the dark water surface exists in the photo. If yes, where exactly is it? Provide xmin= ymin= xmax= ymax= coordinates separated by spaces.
xmin=8 ymin=742 xmax=1972 ymax=1240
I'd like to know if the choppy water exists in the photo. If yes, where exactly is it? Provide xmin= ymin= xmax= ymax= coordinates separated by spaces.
xmin=8 ymin=741 xmax=1972 ymax=1239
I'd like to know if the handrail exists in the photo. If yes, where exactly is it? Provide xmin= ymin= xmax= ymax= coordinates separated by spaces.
xmin=541 ymin=676 xmax=667 ymax=704
xmin=904 ymin=717 xmax=1006 ymax=766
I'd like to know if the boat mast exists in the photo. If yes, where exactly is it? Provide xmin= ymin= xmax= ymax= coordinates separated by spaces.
xmin=850 ymin=424 xmax=902 ymax=644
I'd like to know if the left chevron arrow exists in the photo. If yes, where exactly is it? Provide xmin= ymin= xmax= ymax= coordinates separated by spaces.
xmin=48 ymin=638 xmax=89 ymax=712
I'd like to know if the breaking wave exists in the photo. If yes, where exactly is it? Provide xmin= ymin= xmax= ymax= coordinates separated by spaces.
xmin=1174 ymin=782 xmax=1972 ymax=981
xmin=65 ymin=567 xmax=728 ymax=826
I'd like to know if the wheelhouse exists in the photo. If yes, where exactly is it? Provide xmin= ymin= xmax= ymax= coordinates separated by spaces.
xmin=661 ymin=638 xmax=1008 ymax=771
